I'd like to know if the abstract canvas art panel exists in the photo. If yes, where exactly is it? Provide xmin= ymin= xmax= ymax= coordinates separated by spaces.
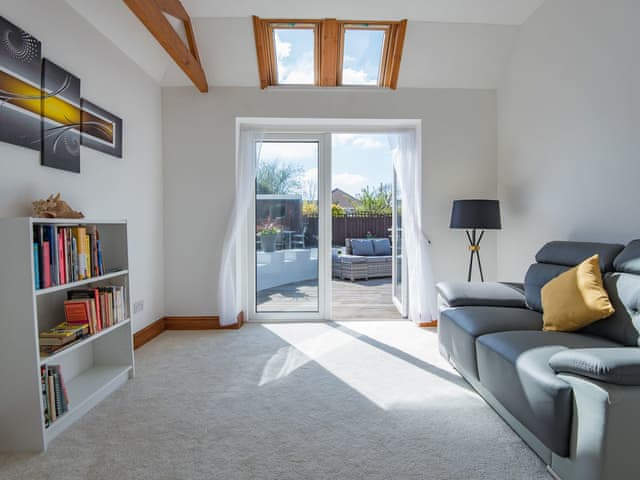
xmin=81 ymin=98 xmax=123 ymax=158
xmin=0 ymin=16 xmax=42 ymax=150
xmin=41 ymin=58 xmax=81 ymax=173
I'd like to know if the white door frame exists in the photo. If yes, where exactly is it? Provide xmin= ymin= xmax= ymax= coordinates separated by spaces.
xmin=392 ymin=168 xmax=409 ymax=317
xmin=247 ymin=132 xmax=332 ymax=322
xmin=236 ymin=118 xmax=421 ymax=323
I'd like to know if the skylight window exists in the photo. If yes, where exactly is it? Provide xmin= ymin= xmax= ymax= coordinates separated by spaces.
xmin=273 ymin=27 xmax=315 ymax=85
xmin=253 ymin=17 xmax=407 ymax=89
xmin=341 ymin=27 xmax=386 ymax=86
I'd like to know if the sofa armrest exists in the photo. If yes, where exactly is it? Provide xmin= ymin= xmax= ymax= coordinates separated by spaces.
xmin=436 ymin=281 xmax=526 ymax=309
xmin=549 ymin=348 xmax=640 ymax=386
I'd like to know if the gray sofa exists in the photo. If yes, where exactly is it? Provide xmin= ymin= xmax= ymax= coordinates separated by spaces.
xmin=437 ymin=240 xmax=640 ymax=480
xmin=332 ymin=238 xmax=392 ymax=281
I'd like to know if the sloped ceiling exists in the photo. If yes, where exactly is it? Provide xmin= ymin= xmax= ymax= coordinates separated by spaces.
xmin=181 ymin=0 xmax=545 ymax=25
xmin=65 ymin=0 xmax=543 ymax=89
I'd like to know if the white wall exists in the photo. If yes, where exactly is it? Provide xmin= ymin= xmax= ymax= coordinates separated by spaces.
xmin=497 ymin=0 xmax=640 ymax=280
xmin=163 ymin=87 xmax=498 ymax=316
xmin=1 ymin=0 xmax=164 ymax=332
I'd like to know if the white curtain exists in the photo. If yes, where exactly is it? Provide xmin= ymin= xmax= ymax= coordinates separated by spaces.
xmin=217 ymin=128 xmax=264 ymax=326
xmin=389 ymin=130 xmax=438 ymax=323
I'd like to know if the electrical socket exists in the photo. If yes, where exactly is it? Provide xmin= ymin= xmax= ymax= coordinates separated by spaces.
xmin=133 ymin=300 xmax=144 ymax=314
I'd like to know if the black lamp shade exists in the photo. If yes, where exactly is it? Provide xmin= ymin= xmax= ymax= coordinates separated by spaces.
xmin=450 ymin=199 xmax=501 ymax=230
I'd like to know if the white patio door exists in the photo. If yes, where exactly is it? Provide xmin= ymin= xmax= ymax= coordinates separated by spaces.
xmin=248 ymin=133 xmax=331 ymax=321
xmin=392 ymin=168 xmax=408 ymax=317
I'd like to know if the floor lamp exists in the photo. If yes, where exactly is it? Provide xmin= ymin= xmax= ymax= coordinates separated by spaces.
xmin=450 ymin=199 xmax=501 ymax=282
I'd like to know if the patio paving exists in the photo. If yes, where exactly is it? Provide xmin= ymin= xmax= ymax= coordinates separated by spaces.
xmin=256 ymin=277 xmax=402 ymax=320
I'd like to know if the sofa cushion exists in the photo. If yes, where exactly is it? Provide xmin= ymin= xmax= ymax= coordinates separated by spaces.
xmin=549 ymin=348 xmax=640 ymax=386
xmin=524 ymin=263 xmax=569 ymax=312
xmin=372 ymin=238 xmax=391 ymax=256
xmin=524 ymin=241 xmax=625 ymax=313
xmin=541 ymin=255 xmax=615 ymax=332
xmin=438 ymin=307 xmax=542 ymax=379
xmin=536 ymin=241 xmax=624 ymax=271
xmin=614 ymin=239 xmax=640 ymax=275
xmin=437 ymin=281 xmax=526 ymax=308
xmin=581 ymin=273 xmax=640 ymax=346
xmin=351 ymin=239 xmax=374 ymax=256
xmin=476 ymin=331 xmax=620 ymax=457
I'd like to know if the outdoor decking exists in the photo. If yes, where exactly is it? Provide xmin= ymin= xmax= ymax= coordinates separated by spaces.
xmin=256 ymin=277 xmax=402 ymax=320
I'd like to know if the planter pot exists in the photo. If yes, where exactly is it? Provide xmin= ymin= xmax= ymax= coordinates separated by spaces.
xmin=260 ymin=233 xmax=277 ymax=252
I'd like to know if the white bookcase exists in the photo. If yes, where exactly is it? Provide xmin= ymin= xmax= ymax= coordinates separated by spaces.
xmin=0 ymin=218 xmax=134 ymax=452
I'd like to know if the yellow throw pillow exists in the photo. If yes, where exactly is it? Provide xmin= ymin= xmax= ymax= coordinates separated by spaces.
xmin=541 ymin=254 xmax=615 ymax=332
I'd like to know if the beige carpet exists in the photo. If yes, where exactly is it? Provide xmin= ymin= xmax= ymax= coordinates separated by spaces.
xmin=0 ymin=322 xmax=550 ymax=479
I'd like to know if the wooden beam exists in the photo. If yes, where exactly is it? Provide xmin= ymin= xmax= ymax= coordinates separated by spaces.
xmin=154 ymin=0 xmax=188 ymax=21
xmin=123 ymin=0 xmax=208 ymax=92
xmin=320 ymin=19 xmax=339 ymax=86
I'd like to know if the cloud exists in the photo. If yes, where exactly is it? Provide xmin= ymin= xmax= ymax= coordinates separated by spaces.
xmin=274 ymin=32 xmax=291 ymax=60
xmin=302 ymin=167 xmax=318 ymax=183
xmin=260 ymin=142 xmax=317 ymax=163
xmin=282 ymin=54 xmax=315 ymax=84
xmin=333 ymin=172 xmax=368 ymax=195
xmin=342 ymin=68 xmax=377 ymax=86
xmin=274 ymin=31 xmax=314 ymax=84
xmin=333 ymin=134 xmax=387 ymax=150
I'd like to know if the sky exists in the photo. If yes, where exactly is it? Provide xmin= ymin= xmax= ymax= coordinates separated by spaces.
xmin=259 ymin=134 xmax=393 ymax=199
xmin=274 ymin=27 xmax=384 ymax=85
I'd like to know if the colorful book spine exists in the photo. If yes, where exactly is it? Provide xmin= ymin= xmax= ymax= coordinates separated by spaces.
xmin=41 ymin=365 xmax=69 ymax=427
xmin=33 ymin=243 xmax=40 ymax=289
xmin=41 ymin=366 xmax=49 ymax=427
xmin=42 ymin=241 xmax=51 ymax=288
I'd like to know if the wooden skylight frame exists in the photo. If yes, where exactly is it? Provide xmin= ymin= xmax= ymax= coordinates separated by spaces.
xmin=253 ymin=17 xmax=407 ymax=89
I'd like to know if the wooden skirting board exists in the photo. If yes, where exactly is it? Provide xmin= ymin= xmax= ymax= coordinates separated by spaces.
xmin=417 ymin=320 xmax=438 ymax=328
xmin=133 ymin=312 xmax=244 ymax=349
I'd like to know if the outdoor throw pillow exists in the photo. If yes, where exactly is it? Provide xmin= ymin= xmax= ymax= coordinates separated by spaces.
xmin=351 ymin=239 xmax=374 ymax=256
xmin=541 ymin=254 xmax=615 ymax=332
xmin=372 ymin=238 xmax=392 ymax=256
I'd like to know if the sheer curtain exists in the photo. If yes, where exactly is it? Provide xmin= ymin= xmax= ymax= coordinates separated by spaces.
xmin=389 ymin=130 xmax=438 ymax=323
xmin=217 ymin=128 xmax=264 ymax=326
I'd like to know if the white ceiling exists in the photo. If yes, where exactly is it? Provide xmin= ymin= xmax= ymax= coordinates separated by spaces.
xmin=65 ymin=0 xmax=540 ymax=89
xmin=181 ymin=0 xmax=545 ymax=25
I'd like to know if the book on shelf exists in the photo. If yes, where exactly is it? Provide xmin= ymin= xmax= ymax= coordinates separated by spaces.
xmin=64 ymin=285 xmax=127 ymax=333
xmin=39 ymin=322 xmax=89 ymax=347
xmin=33 ymin=224 xmax=107 ymax=290
xmin=41 ymin=365 xmax=69 ymax=427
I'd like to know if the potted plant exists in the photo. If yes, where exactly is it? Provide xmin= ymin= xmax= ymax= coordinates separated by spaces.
xmin=258 ymin=221 xmax=281 ymax=252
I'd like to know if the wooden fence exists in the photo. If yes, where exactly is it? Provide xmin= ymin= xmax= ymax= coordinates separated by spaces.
xmin=303 ymin=214 xmax=393 ymax=247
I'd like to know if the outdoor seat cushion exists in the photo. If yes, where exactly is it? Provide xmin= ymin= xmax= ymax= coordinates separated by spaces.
xmin=365 ymin=255 xmax=391 ymax=263
xmin=339 ymin=254 xmax=368 ymax=264
xmin=437 ymin=281 xmax=526 ymax=308
xmin=438 ymin=307 xmax=542 ymax=379
xmin=372 ymin=238 xmax=392 ymax=256
xmin=351 ymin=239 xmax=374 ymax=256
xmin=476 ymin=331 xmax=621 ymax=457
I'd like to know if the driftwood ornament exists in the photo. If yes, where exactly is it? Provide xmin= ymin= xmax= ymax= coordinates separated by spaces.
xmin=32 ymin=193 xmax=84 ymax=219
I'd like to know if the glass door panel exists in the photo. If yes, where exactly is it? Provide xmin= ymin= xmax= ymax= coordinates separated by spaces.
xmin=255 ymin=141 xmax=320 ymax=314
